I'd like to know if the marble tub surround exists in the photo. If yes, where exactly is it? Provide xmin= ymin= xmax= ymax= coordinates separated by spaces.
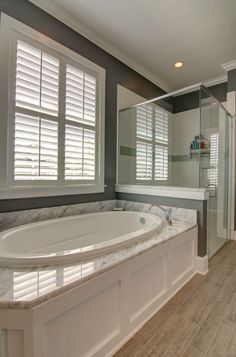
xmin=0 ymin=219 xmax=197 ymax=308
xmin=0 ymin=200 xmax=116 ymax=231
xmin=116 ymin=200 xmax=197 ymax=225
xmin=0 ymin=199 xmax=196 ymax=232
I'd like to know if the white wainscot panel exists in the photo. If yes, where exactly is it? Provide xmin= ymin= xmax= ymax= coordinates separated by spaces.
xmin=129 ymin=253 xmax=167 ymax=323
xmin=171 ymin=232 xmax=195 ymax=287
xmin=45 ymin=282 xmax=121 ymax=357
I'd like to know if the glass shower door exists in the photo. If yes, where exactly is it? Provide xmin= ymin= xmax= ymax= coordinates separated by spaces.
xmin=200 ymin=95 xmax=231 ymax=258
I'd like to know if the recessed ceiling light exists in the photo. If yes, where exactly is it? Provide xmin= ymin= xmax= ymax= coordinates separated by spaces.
xmin=174 ymin=61 xmax=184 ymax=69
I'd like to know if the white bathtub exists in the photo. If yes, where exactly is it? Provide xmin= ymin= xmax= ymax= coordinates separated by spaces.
xmin=0 ymin=211 xmax=163 ymax=267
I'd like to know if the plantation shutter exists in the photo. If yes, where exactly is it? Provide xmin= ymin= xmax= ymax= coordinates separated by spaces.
xmin=136 ymin=104 xmax=168 ymax=181
xmin=136 ymin=105 xmax=153 ymax=180
xmin=65 ymin=65 xmax=96 ymax=181
xmin=136 ymin=141 xmax=153 ymax=180
xmin=155 ymin=145 xmax=168 ymax=180
xmin=136 ymin=105 xmax=153 ymax=140
xmin=154 ymin=108 xmax=168 ymax=180
xmin=208 ymin=133 xmax=219 ymax=187
xmin=15 ymin=41 xmax=59 ymax=115
xmin=155 ymin=108 xmax=168 ymax=144
xmin=14 ymin=40 xmax=59 ymax=181
xmin=11 ymin=36 xmax=100 ymax=186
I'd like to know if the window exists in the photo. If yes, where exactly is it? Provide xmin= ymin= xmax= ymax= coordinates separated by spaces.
xmin=0 ymin=14 xmax=105 ymax=198
xmin=136 ymin=104 xmax=169 ymax=181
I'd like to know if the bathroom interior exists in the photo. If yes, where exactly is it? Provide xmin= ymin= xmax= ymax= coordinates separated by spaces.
xmin=0 ymin=1 xmax=236 ymax=356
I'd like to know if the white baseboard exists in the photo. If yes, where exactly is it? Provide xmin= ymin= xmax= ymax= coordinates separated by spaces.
xmin=195 ymin=255 xmax=209 ymax=275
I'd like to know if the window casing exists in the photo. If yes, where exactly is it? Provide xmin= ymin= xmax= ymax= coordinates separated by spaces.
xmin=136 ymin=104 xmax=169 ymax=182
xmin=0 ymin=14 xmax=105 ymax=198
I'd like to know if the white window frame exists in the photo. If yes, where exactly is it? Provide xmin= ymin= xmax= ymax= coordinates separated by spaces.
xmin=0 ymin=13 xmax=105 ymax=199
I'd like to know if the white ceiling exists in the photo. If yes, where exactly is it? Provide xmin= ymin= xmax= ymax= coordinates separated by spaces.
xmin=32 ymin=0 xmax=236 ymax=91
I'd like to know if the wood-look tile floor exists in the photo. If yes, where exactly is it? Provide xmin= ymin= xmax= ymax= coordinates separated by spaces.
xmin=113 ymin=241 xmax=236 ymax=357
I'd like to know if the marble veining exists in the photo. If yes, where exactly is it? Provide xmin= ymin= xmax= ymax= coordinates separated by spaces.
xmin=0 ymin=200 xmax=116 ymax=231
xmin=117 ymin=200 xmax=197 ymax=224
xmin=0 ymin=199 xmax=197 ymax=307
xmin=0 ymin=221 xmax=196 ymax=308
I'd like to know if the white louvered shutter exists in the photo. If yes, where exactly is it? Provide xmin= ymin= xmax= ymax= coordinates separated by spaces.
xmin=14 ymin=40 xmax=59 ymax=181
xmin=16 ymin=41 xmax=59 ymax=115
xmin=155 ymin=145 xmax=168 ymax=180
xmin=14 ymin=113 xmax=58 ymax=180
xmin=65 ymin=65 xmax=96 ymax=181
xmin=136 ymin=105 xmax=153 ymax=140
xmin=136 ymin=104 xmax=168 ymax=181
xmin=136 ymin=141 xmax=153 ymax=180
xmin=155 ymin=108 xmax=168 ymax=144
xmin=208 ymin=133 xmax=219 ymax=187
xmin=154 ymin=108 xmax=168 ymax=180
xmin=136 ymin=105 xmax=153 ymax=180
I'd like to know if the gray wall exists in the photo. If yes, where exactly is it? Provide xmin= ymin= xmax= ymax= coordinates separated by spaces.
xmin=173 ymin=83 xmax=227 ymax=113
xmin=0 ymin=0 xmax=166 ymax=212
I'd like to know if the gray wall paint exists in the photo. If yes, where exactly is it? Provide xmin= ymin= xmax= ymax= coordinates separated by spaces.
xmin=116 ymin=192 xmax=207 ymax=257
xmin=0 ymin=0 xmax=165 ymax=212
xmin=173 ymin=83 xmax=227 ymax=113
xmin=228 ymin=69 xmax=236 ymax=93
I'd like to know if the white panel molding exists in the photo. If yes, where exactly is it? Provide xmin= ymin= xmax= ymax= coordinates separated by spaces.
xmin=195 ymin=255 xmax=209 ymax=275
xmin=203 ymin=75 xmax=227 ymax=87
xmin=221 ymin=60 xmax=236 ymax=72
xmin=28 ymin=0 xmax=170 ymax=92
xmin=116 ymin=184 xmax=209 ymax=200
xmin=0 ymin=227 xmax=198 ymax=357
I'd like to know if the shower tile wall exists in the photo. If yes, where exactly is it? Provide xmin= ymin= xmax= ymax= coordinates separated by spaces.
xmin=170 ymin=108 xmax=200 ymax=187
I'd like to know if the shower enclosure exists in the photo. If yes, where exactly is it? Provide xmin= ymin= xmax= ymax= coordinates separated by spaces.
xmin=117 ymin=84 xmax=232 ymax=258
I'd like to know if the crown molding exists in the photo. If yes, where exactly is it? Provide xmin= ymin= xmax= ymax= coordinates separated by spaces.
xmin=28 ymin=0 xmax=170 ymax=92
xmin=221 ymin=60 xmax=236 ymax=72
xmin=203 ymin=74 xmax=227 ymax=87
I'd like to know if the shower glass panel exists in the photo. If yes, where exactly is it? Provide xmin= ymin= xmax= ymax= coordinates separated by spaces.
xmin=199 ymin=88 xmax=231 ymax=257
xmin=117 ymin=84 xmax=232 ymax=258
xmin=118 ymin=88 xmax=201 ymax=188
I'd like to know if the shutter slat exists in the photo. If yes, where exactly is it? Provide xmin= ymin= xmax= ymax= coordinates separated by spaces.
xmin=14 ymin=113 xmax=58 ymax=181
xmin=155 ymin=145 xmax=168 ymax=180
xmin=66 ymin=65 xmax=96 ymax=126
xmin=65 ymin=125 xmax=95 ymax=180
xmin=16 ymin=40 xmax=59 ymax=116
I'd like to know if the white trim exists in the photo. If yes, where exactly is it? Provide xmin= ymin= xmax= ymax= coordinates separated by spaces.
xmin=203 ymin=75 xmax=227 ymax=87
xmin=116 ymin=184 xmax=209 ymax=200
xmin=0 ymin=184 xmax=106 ymax=199
xmin=195 ymin=255 xmax=209 ymax=275
xmin=221 ymin=60 xmax=236 ymax=72
xmin=172 ymin=77 xmax=227 ymax=97
xmin=0 ymin=13 xmax=106 ymax=197
xmin=28 ymin=0 xmax=170 ymax=92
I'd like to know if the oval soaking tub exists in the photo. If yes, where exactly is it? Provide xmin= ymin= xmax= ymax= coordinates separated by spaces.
xmin=0 ymin=211 xmax=163 ymax=267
